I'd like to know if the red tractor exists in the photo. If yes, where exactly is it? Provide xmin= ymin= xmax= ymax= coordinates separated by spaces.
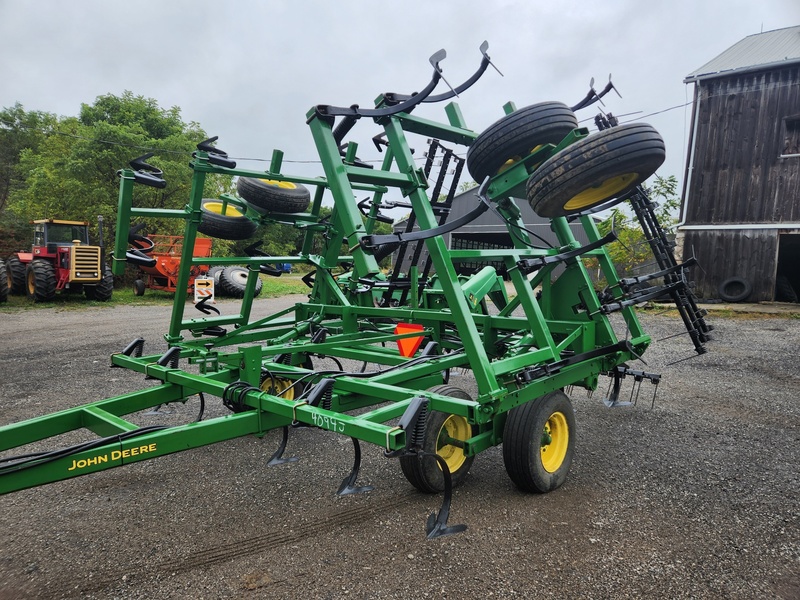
xmin=5 ymin=217 xmax=113 ymax=302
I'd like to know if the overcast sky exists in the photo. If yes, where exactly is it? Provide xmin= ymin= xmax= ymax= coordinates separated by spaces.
xmin=1 ymin=0 xmax=798 ymax=201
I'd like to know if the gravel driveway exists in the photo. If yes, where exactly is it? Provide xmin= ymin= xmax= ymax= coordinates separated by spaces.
xmin=0 ymin=299 xmax=798 ymax=599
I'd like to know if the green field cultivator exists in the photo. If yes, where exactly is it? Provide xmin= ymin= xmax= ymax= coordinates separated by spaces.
xmin=0 ymin=45 xmax=712 ymax=537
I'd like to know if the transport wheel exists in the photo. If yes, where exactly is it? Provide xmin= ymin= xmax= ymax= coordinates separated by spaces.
xmin=718 ymin=277 xmax=752 ymax=303
xmin=25 ymin=260 xmax=56 ymax=302
xmin=237 ymin=177 xmax=311 ymax=213
xmin=466 ymin=101 xmax=578 ymax=183
xmin=526 ymin=122 xmax=665 ymax=218
xmin=133 ymin=279 xmax=146 ymax=296
xmin=400 ymin=385 xmax=476 ymax=493
xmin=197 ymin=198 xmax=258 ymax=240
xmin=84 ymin=266 xmax=114 ymax=301
xmin=503 ymin=390 xmax=575 ymax=493
xmin=0 ymin=259 xmax=8 ymax=303
xmin=218 ymin=266 xmax=263 ymax=299
xmin=6 ymin=256 xmax=26 ymax=294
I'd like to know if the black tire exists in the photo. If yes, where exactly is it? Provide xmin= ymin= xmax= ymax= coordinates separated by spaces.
xmin=466 ymin=102 xmax=578 ymax=183
xmin=237 ymin=177 xmax=311 ymax=213
xmin=84 ymin=266 xmax=114 ymax=301
xmin=0 ymin=259 xmax=8 ymax=303
xmin=718 ymin=277 xmax=752 ymax=303
xmin=218 ymin=266 xmax=263 ymax=299
xmin=25 ymin=260 xmax=56 ymax=302
xmin=775 ymin=275 xmax=798 ymax=303
xmin=526 ymin=122 xmax=666 ymax=218
xmin=6 ymin=256 xmax=26 ymax=295
xmin=503 ymin=390 xmax=576 ymax=493
xmin=133 ymin=279 xmax=146 ymax=296
xmin=207 ymin=266 xmax=224 ymax=286
xmin=399 ymin=385 xmax=476 ymax=493
xmin=197 ymin=198 xmax=258 ymax=240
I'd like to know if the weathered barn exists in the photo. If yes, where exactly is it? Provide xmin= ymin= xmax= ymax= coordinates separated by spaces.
xmin=678 ymin=25 xmax=800 ymax=302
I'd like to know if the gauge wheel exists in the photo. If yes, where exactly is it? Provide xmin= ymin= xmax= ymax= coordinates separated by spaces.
xmin=6 ymin=256 xmax=26 ymax=294
xmin=526 ymin=122 xmax=665 ymax=218
xmin=399 ymin=385 xmax=476 ymax=493
xmin=218 ymin=266 xmax=263 ymax=299
xmin=237 ymin=177 xmax=311 ymax=213
xmin=466 ymin=101 xmax=578 ymax=183
xmin=25 ymin=260 xmax=56 ymax=302
xmin=503 ymin=390 xmax=576 ymax=493
xmin=197 ymin=198 xmax=258 ymax=240
xmin=133 ymin=278 xmax=146 ymax=296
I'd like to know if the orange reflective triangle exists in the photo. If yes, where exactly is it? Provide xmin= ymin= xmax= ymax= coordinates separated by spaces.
xmin=394 ymin=323 xmax=425 ymax=357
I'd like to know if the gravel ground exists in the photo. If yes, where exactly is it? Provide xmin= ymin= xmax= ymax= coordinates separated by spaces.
xmin=0 ymin=298 xmax=798 ymax=599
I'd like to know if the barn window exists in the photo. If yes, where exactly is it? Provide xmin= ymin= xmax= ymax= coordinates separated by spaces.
xmin=782 ymin=115 xmax=800 ymax=157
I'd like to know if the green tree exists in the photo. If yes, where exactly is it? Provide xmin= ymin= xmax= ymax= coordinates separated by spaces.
xmin=5 ymin=92 xmax=229 ymax=250
xmin=594 ymin=175 xmax=680 ymax=279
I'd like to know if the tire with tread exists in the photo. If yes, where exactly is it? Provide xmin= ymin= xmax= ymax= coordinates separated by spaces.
xmin=133 ymin=279 xmax=146 ymax=296
xmin=84 ymin=266 xmax=114 ymax=301
xmin=503 ymin=390 xmax=576 ymax=493
xmin=6 ymin=256 xmax=26 ymax=294
xmin=25 ymin=260 xmax=57 ymax=302
xmin=399 ymin=385 xmax=476 ymax=493
xmin=218 ymin=266 xmax=263 ymax=298
xmin=237 ymin=177 xmax=311 ymax=214
xmin=0 ymin=259 xmax=8 ymax=303
xmin=718 ymin=277 xmax=752 ymax=303
xmin=197 ymin=198 xmax=258 ymax=240
xmin=526 ymin=122 xmax=666 ymax=218
xmin=207 ymin=266 xmax=224 ymax=286
xmin=466 ymin=102 xmax=578 ymax=183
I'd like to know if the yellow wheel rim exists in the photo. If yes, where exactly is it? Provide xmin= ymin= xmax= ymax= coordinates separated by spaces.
xmin=259 ymin=179 xmax=297 ymax=190
xmin=540 ymin=411 xmax=569 ymax=473
xmin=26 ymin=270 xmax=35 ymax=295
xmin=260 ymin=377 xmax=295 ymax=400
xmin=436 ymin=414 xmax=471 ymax=472
xmin=205 ymin=201 xmax=245 ymax=217
xmin=563 ymin=172 xmax=637 ymax=211
xmin=497 ymin=145 xmax=545 ymax=175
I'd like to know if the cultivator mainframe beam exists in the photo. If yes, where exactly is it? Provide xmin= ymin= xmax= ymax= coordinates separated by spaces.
xmin=0 ymin=45 xmax=709 ymax=537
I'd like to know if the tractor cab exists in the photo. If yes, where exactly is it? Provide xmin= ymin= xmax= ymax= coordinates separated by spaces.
xmin=33 ymin=219 xmax=90 ymax=253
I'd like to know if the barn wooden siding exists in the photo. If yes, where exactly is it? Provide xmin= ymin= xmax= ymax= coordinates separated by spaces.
xmin=680 ymin=228 xmax=779 ymax=300
xmin=681 ymin=65 xmax=800 ymax=300
xmin=684 ymin=65 xmax=800 ymax=224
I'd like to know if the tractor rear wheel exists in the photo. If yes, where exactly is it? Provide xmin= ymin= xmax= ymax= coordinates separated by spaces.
xmin=25 ymin=260 xmax=56 ymax=302
xmin=6 ymin=256 xmax=26 ymax=294
xmin=84 ymin=266 xmax=114 ymax=301
xmin=0 ymin=259 xmax=8 ymax=303
xmin=218 ymin=266 xmax=263 ymax=298
xmin=237 ymin=177 xmax=311 ymax=214
xmin=526 ymin=122 xmax=665 ymax=218
xmin=466 ymin=101 xmax=578 ymax=183
xmin=197 ymin=198 xmax=258 ymax=240
xmin=400 ymin=385 xmax=476 ymax=493
xmin=503 ymin=390 xmax=576 ymax=493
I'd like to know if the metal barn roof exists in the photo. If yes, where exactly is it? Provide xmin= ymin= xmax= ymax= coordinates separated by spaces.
xmin=684 ymin=25 xmax=800 ymax=83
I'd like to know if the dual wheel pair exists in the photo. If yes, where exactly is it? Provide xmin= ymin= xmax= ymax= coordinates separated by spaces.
xmin=465 ymin=101 xmax=666 ymax=217
xmin=3 ymin=256 xmax=113 ymax=302
xmin=197 ymin=177 xmax=311 ymax=241
xmin=400 ymin=385 xmax=575 ymax=495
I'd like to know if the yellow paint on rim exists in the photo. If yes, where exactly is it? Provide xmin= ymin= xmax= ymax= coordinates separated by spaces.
xmin=260 ymin=377 xmax=295 ymax=400
xmin=205 ymin=201 xmax=245 ymax=217
xmin=436 ymin=414 xmax=471 ymax=472
xmin=259 ymin=179 xmax=297 ymax=190
xmin=540 ymin=411 xmax=569 ymax=473
xmin=496 ymin=145 xmax=545 ymax=175
xmin=26 ymin=270 xmax=36 ymax=295
xmin=563 ymin=173 xmax=637 ymax=211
